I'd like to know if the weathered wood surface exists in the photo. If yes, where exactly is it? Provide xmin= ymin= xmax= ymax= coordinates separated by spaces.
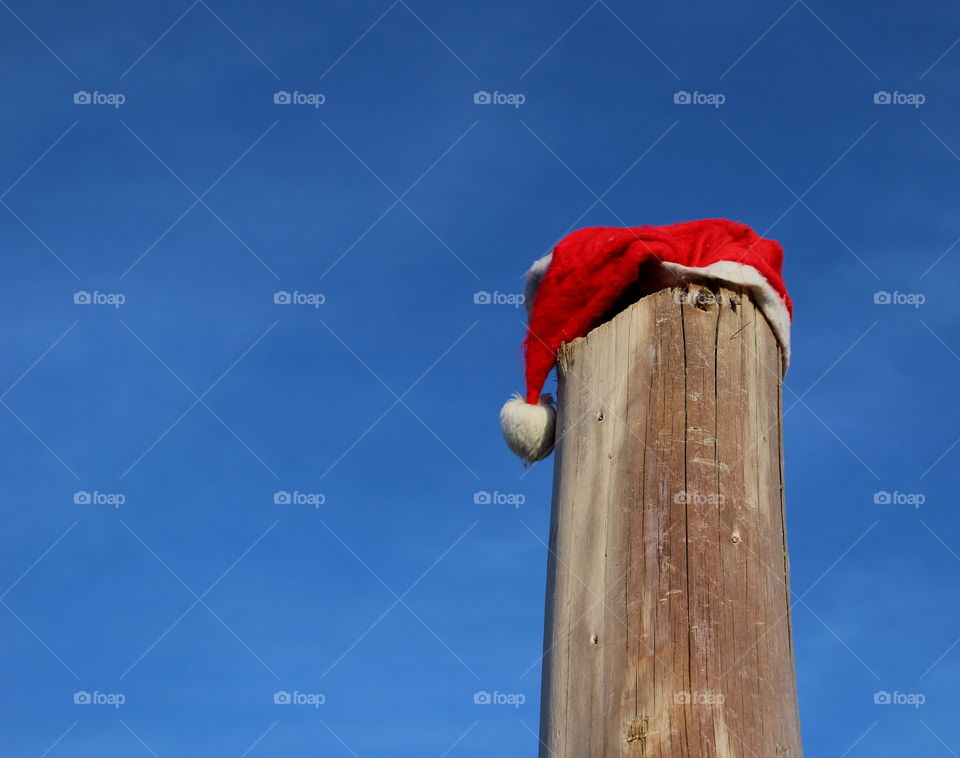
xmin=538 ymin=285 xmax=801 ymax=758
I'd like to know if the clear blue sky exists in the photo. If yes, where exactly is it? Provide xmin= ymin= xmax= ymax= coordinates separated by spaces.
xmin=1 ymin=1 xmax=958 ymax=755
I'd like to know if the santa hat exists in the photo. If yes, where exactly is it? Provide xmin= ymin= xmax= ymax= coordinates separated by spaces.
xmin=501 ymin=219 xmax=792 ymax=462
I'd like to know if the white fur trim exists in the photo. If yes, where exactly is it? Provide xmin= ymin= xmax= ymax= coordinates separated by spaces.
xmin=500 ymin=393 xmax=556 ymax=462
xmin=524 ymin=253 xmax=553 ymax=314
xmin=524 ymin=256 xmax=791 ymax=369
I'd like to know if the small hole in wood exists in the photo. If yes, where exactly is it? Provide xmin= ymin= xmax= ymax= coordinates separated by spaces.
xmin=590 ymin=633 xmax=599 ymax=645
xmin=596 ymin=410 xmax=604 ymax=421
xmin=625 ymin=716 xmax=648 ymax=744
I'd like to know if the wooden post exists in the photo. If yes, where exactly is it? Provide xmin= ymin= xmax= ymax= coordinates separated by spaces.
xmin=538 ymin=284 xmax=801 ymax=757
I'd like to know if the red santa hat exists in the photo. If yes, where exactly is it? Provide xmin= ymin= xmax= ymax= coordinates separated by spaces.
xmin=501 ymin=219 xmax=793 ymax=462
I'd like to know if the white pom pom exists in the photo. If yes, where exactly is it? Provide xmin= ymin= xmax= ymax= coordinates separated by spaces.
xmin=500 ymin=393 xmax=556 ymax=462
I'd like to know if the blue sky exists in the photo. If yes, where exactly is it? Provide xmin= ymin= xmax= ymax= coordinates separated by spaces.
xmin=1 ymin=0 xmax=959 ymax=755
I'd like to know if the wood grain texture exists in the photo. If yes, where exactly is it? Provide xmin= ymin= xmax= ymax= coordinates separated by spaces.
xmin=538 ymin=285 xmax=801 ymax=758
